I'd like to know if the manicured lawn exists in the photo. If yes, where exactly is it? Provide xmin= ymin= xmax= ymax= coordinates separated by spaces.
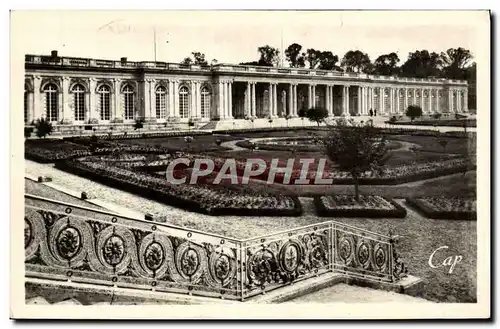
xmin=116 ymin=134 xmax=243 ymax=153
xmin=389 ymin=134 xmax=476 ymax=155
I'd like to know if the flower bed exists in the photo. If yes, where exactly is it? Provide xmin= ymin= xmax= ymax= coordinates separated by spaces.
xmin=25 ymin=140 xmax=92 ymax=163
xmin=55 ymin=157 xmax=302 ymax=217
xmin=406 ymin=197 xmax=477 ymax=220
xmin=63 ymin=130 xmax=211 ymax=142
xmin=314 ymin=195 xmax=407 ymax=218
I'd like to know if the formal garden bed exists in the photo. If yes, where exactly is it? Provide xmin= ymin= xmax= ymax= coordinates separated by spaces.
xmin=55 ymin=156 xmax=302 ymax=216
xmin=24 ymin=139 xmax=93 ymax=163
xmin=314 ymin=195 xmax=407 ymax=218
xmin=406 ymin=197 xmax=477 ymax=220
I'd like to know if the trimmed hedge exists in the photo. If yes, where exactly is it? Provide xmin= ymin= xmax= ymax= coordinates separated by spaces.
xmin=63 ymin=130 xmax=212 ymax=142
xmin=314 ymin=196 xmax=407 ymax=218
xmin=405 ymin=198 xmax=477 ymax=220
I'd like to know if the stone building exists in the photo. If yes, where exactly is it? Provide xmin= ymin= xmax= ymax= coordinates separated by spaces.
xmin=24 ymin=51 xmax=469 ymax=132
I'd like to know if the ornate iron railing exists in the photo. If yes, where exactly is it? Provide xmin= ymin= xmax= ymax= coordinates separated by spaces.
xmin=24 ymin=194 xmax=402 ymax=301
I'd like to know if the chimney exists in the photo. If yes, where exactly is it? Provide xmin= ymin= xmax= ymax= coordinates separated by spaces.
xmin=121 ymin=57 xmax=127 ymax=63
xmin=51 ymin=50 xmax=58 ymax=58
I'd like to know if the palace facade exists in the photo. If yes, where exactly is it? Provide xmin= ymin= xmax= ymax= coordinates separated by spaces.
xmin=24 ymin=51 xmax=469 ymax=131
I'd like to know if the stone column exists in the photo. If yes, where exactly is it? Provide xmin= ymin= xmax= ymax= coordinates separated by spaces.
xmin=61 ymin=77 xmax=70 ymax=123
xmin=357 ymin=86 xmax=362 ymax=115
xmin=379 ymin=88 xmax=385 ymax=115
xmin=428 ymin=89 xmax=432 ymax=113
xmin=330 ymin=85 xmax=335 ymax=116
xmin=190 ymin=80 xmax=196 ymax=118
xmin=32 ymin=76 xmax=42 ymax=121
xmin=167 ymin=80 xmax=174 ymax=118
xmin=218 ymin=81 xmax=225 ymax=120
xmin=448 ymin=89 xmax=453 ymax=113
xmin=86 ymin=78 xmax=92 ymax=121
xmin=245 ymin=82 xmax=251 ymax=118
xmin=343 ymin=86 xmax=350 ymax=116
xmin=307 ymin=85 xmax=312 ymax=109
xmin=149 ymin=79 xmax=156 ymax=119
xmin=113 ymin=78 xmax=121 ymax=121
xmin=288 ymin=84 xmax=293 ymax=116
xmin=228 ymin=81 xmax=233 ymax=118
xmin=273 ymin=83 xmax=278 ymax=116
xmin=293 ymin=84 xmax=298 ymax=117
xmin=172 ymin=80 xmax=179 ymax=118
xmin=404 ymin=89 xmax=408 ymax=113
xmin=142 ymin=80 xmax=150 ymax=120
xmin=436 ymin=90 xmax=441 ymax=113
xmin=464 ymin=89 xmax=468 ymax=112
xmin=251 ymin=82 xmax=256 ymax=117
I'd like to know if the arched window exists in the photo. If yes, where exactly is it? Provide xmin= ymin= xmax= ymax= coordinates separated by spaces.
xmin=72 ymin=84 xmax=85 ymax=121
xmin=200 ymin=87 xmax=211 ymax=118
xmin=122 ymin=85 xmax=135 ymax=120
xmin=155 ymin=86 xmax=167 ymax=119
xmin=43 ymin=83 xmax=58 ymax=122
xmin=97 ymin=85 xmax=111 ymax=121
xmin=179 ymin=86 xmax=189 ymax=118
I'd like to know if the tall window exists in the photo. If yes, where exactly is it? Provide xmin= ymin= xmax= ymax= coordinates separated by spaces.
xmin=179 ymin=86 xmax=189 ymax=118
xmin=44 ymin=83 xmax=58 ymax=122
xmin=24 ymin=84 xmax=28 ymax=124
xmin=200 ymin=87 xmax=210 ymax=118
xmin=155 ymin=86 xmax=167 ymax=119
xmin=123 ymin=84 xmax=135 ymax=120
xmin=72 ymin=84 xmax=85 ymax=121
xmin=98 ymin=85 xmax=111 ymax=121
xmin=423 ymin=90 xmax=429 ymax=112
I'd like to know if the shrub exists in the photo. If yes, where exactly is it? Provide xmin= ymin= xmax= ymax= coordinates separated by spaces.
xmin=134 ymin=118 xmax=144 ymax=130
xmin=405 ymin=105 xmax=423 ymax=122
xmin=306 ymin=107 xmax=328 ymax=126
xmin=388 ymin=116 xmax=397 ymax=124
xmin=34 ymin=118 xmax=54 ymax=138
xmin=24 ymin=127 xmax=34 ymax=138
xmin=314 ymin=195 xmax=407 ymax=218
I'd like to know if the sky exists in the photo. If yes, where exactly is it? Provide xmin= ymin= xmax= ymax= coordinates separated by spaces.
xmin=11 ymin=10 xmax=483 ymax=66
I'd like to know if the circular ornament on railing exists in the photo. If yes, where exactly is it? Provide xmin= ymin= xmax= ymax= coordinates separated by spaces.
xmin=144 ymin=242 xmax=164 ymax=271
xmin=24 ymin=219 xmax=32 ymax=249
xmin=373 ymin=243 xmax=388 ymax=272
xmin=65 ymin=207 xmax=72 ymax=214
xmin=102 ymin=235 xmax=126 ymax=266
xmin=338 ymin=235 xmax=355 ymax=265
xmin=246 ymin=248 xmax=277 ymax=284
xmin=309 ymin=244 xmax=327 ymax=269
xmin=138 ymin=233 xmax=173 ymax=279
xmin=207 ymin=248 xmax=237 ymax=287
xmin=356 ymin=240 xmax=371 ymax=269
xmin=56 ymin=226 xmax=82 ymax=260
xmin=174 ymin=242 xmax=207 ymax=283
xmin=279 ymin=240 xmax=303 ymax=273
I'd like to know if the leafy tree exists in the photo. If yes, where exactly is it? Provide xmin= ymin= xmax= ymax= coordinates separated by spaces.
xmin=440 ymin=47 xmax=473 ymax=80
xmin=323 ymin=118 xmax=389 ymax=201
xmin=34 ymin=118 xmax=53 ymax=138
xmin=180 ymin=57 xmax=193 ymax=65
xmin=318 ymin=51 xmax=339 ymax=70
xmin=257 ymin=45 xmax=280 ymax=67
xmin=298 ymin=108 xmax=307 ymax=126
xmin=432 ymin=113 xmax=442 ymax=120
xmin=373 ymin=52 xmax=400 ymax=76
xmin=400 ymin=50 xmax=443 ymax=78
xmin=405 ymin=105 xmax=423 ymax=122
xmin=285 ymin=43 xmax=306 ymax=68
xmin=341 ymin=50 xmax=371 ymax=73
xmin=191 ymin=52 xmax=208 ymax=65
xmin=305 ymin=48 xmax=322 ymax=69
xmin=306 ymin=107 xmax=328 ymax=126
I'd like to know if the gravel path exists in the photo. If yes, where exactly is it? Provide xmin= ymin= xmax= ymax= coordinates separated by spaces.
xmin=286 ymin=283 xmax=433 ymax=303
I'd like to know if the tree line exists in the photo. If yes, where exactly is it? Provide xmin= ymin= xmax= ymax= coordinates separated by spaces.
xmin=179 ymin=44 xmax=476 ymax=109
